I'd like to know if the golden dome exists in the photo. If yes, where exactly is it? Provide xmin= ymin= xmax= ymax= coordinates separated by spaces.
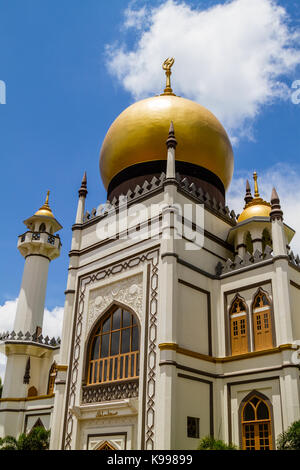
xmin=99 ymin=94 xmax=234 ymax=191
xmin=34 ymin=191 xmax=55 ymax=218
xmin=238 ymin=201 xmax=271 ymax=223
xmin=238 ymin=172 xmax=271 ymax=223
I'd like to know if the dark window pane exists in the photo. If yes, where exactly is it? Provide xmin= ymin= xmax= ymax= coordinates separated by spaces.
xmin=110 ymin=331 xmax=120 ymax=356
xmin=99 ymin=362 xmax=103 ymax=383
xmin=244 ymin=403 xmax=255 ymax=421
xmin=122 ymin=310 xmax=131 ymax=328
xmin=132 ymin=315 xmax=137 ymax=326
xmin=103 ymin=359 xmax=108 ymax=381
xmin=112 ymin=308 xmax=121 ymax=330
xmin=101 ymin=334 xmax=109 ymax=357
xmin=114 ymin=357 xmax=118 ymax=380
xmin=93 ymin=363 xmax=98 ymax=383
xmin=102 ymin=316 xmax=111 ymax=333
xmin=132 ymin=326 xmax=139 ymax=351
xmin=250 ymin=397 xmax=259 ymax=407
xmin=125 ymin=355 xmax=129 ymax=378
xmin=120 ymin=356 xmax=124 ymax=379
xmin=257 ymin=402 xmax=269 ymax=420
xmin=187 ymin=417 xmax=199 ymax=438
xmin=121 ymin=328 xmax=131 ymax=353
xmin=91 ymin=336 xmax=100 ymax=360
xmin=262 ymin=295 xmax=269 ymax=306
xmin=109 ymin=358 xmax=113 ymax=381
xmin=131 ymin=354 xmax=135 ymax=377
xmin=89 ymin=364 xmax=93 ymax=384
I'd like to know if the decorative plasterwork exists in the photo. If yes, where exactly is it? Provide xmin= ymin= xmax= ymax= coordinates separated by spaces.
xmin=82 ymin=380 xmax=139 ymax=404
xmin=87 ymin=274 xmax=143 ymax=333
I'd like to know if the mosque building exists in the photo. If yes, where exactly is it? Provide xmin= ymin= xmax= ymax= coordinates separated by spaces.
xmin=0 ymin=60 xmax=300 ymax=450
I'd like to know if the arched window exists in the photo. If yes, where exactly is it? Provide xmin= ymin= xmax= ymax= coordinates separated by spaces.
xmin=262 ymin=228 xmax=272 ymax=253
xmin=47 ymin=362 xmax=57 ymax=394
xmin=230 ymin=296 xmax=248 ymax=355
xmin=39 ymin=223 xmax=46 ymax=232
xmin=241 ymin=394 xmax=273 ymax=450
xmin=245 ymin=232 xmax=253 ymax=254
xmin=253 ymin=290 xmax=273 ymax=351
xmin=87 ymin=306 xmax=140 ymax=385
xmin=28 ymin=386 xmax=38 ymax=397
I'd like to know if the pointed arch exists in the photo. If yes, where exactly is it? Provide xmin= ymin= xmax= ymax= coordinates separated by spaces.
xmin=85 ymin=302 xmax=140 ymax=386
xmin=252 ymin=288 xmax=274 ymax=351
xmin=30 ymin=418 xmax=45 ymax=432
xmin=96 ymin=440 xmax=116 ymax=450
xmin=262 ymin=228 xmax=272 ymax=253
xmin=27 ymin=386 xmax=38 ymax=397
xmin=245 ymin=231 xmax=253 ymax=255
xmin=47 ymin=362 xmax=57 ymax=395
xmin=229 ymin=294 xmax=249 ymax=355
xmin=239 ymin=390 xmax=274 ymax=450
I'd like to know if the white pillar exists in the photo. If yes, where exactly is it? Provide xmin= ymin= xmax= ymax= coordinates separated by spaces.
xmin=14 ymin=255 xmax=50 ymax=333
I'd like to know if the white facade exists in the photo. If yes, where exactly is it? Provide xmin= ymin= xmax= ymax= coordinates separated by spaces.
xmin=1 ymin=134 xmax=300 ymax=452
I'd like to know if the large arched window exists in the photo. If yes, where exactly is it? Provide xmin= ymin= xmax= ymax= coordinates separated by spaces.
xmin=87 ymin=306 xmax=140 ymax=385
xmin=241 ymin=394 xmax=273 ymax=450
xmin=253 ymin=290 xmax=273 ymax=351
xmin=230 ymin=296 xmax=248 ymax=355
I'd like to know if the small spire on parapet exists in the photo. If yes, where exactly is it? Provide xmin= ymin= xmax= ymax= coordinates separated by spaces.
xmin=79 ymin=171 xmax=88 ymax=198
xmin=166 ymin=121 xmax=177 ymax=180
xmin=270 ymin=187 xmax=283 ymax=221
xmin=244 ymin=179 xmax=253 ymax=205
xmin=166 ymin=121 xmax=177 ymax=149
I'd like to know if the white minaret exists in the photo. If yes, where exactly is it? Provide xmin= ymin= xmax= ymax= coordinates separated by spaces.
xmin=0 ymin=192 xmax=62 ymax=406
xmin=13 ymin=192 xmax=62 ymax=334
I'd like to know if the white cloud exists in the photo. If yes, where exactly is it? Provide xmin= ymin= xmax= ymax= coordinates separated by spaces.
xmin=0 ymin=300 xmax=63 ymax=381
xmin=227 ymin=163 xmax=300 ymax=253
xmin=106 ymin=0 xmax=300 ymax=139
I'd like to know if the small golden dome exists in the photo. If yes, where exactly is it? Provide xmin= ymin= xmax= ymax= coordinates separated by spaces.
xmin=238 ymin=172 xmax=271 ymax=223
xmin=99 ymin=59 xmax=233 ymax=191
xmin=238 ymin=201 xmax=271 ymax=222
xmin=34 ymin=191 xmax=55 ymax=218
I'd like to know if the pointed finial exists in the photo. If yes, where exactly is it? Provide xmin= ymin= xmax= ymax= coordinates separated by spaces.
xmin=270 ymin=187 xmax=283 ymax=221
xmin=161 ymin=58 xmax=176 ymax=96
xmin=253 ymin=171 xmax=260 ymax=198
xmin=34 ymin=190 xmax=54 ymax=218
xmin=79 ymin=171 xmax=88 ymax=198
xmin=45 ymin=190 xmax=50 ymax=205
xmin=166 ymin=121 xmax=177 ymax=149
xmin=244 ymin=179 xmax=253 ymax=205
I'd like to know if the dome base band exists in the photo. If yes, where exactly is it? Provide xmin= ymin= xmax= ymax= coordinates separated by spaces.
xmin=107 ymin=160 xmax=225 ymax=205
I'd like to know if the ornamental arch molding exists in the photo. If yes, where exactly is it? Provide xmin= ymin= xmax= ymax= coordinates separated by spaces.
xmin=82 ymin=300 xmax=141 ymax=387
xmin=238 ymin=389 xmax=275 ymax=450
xmin=62 ymin=248 xmax=159 ymax=451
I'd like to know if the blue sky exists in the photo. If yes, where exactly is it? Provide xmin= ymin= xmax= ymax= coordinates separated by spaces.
xmin=0 ymin=0 xmax=300 ymax=314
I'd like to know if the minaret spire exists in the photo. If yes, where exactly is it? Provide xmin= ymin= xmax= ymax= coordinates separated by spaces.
xmin=78 ymin=171 xmax=88 ymax=198
xmin=244 ymin=179 xmax=253 ymax=205
xmin=75 ymin=171 xmax=88 ymax=224
xmin=166 ymin=121 xmax=177 ymax=179
xmin=270 ymin=187 xmax=283 ymax=221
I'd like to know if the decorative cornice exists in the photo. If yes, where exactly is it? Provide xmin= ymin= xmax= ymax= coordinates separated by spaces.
xmin=159 ymin=342 xmax=298 ymax=364
xmin=80 ymin=172 xmax=238 ymax=227
xmin=0 ymin=393 xmax=55 ymax=403
xmin=0 ymin=330 xmax=61 ymax=348
xmin=216 ymin=246 xmax=273 ymax=276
